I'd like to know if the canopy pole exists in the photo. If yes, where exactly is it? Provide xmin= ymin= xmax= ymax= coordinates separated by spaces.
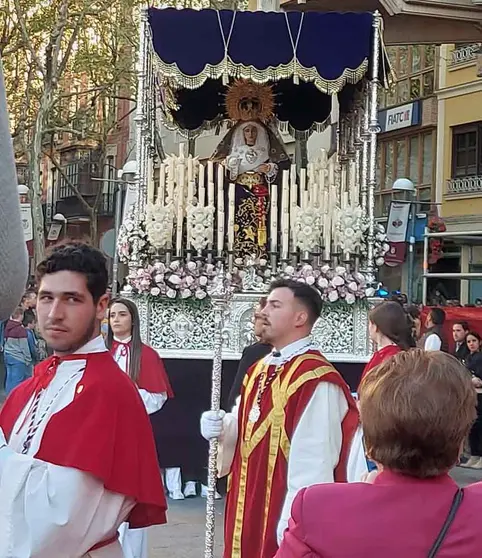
xmin=366 ymin=10 xmax=382 ymax=284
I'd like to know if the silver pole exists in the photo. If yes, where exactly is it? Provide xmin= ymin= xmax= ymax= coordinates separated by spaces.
xmin=422 ymin=226 xmax=429 ymax=305
xmin=425 ymin=230 xmax=482 ymax=238
xmin=366 ymin=11 xmax=382 ymax=282
xmin=407 ymin=199 xmax=417 ymax=303
xmin=204 ymin=268 xmax=230 ymax=558
xmin=423 ymin=273 xmax=482 ymax=279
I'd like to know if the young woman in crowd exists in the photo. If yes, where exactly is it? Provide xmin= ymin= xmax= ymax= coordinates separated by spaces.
xmin=360 ymin=301 xmax=414 ymax=385
xmin=461 ymin=330 xmax=482 ymax=470
xmin=107 ymin=297 xmax=173 ymax=558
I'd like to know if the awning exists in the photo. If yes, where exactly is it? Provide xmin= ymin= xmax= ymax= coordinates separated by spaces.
xmin=148 ymin=8 xmax=393 ymax=137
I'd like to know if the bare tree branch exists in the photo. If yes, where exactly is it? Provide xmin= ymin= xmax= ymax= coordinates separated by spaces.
xmin=12 ymin=0 xmax=45 ymax=76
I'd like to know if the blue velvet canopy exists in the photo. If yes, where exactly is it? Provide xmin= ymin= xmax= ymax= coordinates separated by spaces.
xmin=147 ymin=8 xmax=392 ymax=137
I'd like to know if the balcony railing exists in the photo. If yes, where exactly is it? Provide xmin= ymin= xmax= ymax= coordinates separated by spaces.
xmin=449 ymin=44 xmax=481 ymax=66
xmin=446 ymin=175 xmax=482 ymax=197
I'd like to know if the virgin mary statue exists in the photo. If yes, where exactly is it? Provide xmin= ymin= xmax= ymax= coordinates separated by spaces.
xmin=211 ymin=80 xmax=288 ymax=259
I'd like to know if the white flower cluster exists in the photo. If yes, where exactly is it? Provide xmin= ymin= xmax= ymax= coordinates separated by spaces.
xmin=335 ymin=205 xmax=367 ymax=254
xmin=360 ymin=222 xmax=390 ymax=267
xmin=117 ymin=208 xmax=151 ymax=265
xmin=293 ymin=207 xmax=322 ymax=252
xmin=186 ymin=204 xmax=215 ymax=252
xmin=145 ymin=202 xmax=175 ymax=250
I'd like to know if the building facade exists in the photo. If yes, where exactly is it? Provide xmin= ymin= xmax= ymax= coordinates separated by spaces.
xmin=436 ymin=43 xmax=482 ymax=304
xmin=376 ymin=45 xmax=439 ymax=299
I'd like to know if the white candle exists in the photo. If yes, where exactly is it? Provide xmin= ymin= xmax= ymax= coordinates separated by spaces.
xmin=281 ymin=170 xmax=290 ymax=260
xmin=208 ymin=182 xmax=214 ymax=207
xmin=187 ymin=156 xmax=194 ymax=183
xmin=198 ymin=163 xmax=205 ymax=207
xmin=217 ymin=165 xmax=225 ymax=256
xmin=227 ymin=183 xmax=235 ymax=251
xmin=270 ymin=182 xmax=278 ymax=254
xmin=188 ymin=180 xmax=195 ymax=207
xmin=179 ymin=142 xmax=185 ymax=159
xmin=159 ymin=163 xmax=166 ymax=205
xmin=208 ymin=160 xmax=214 ymax=184
xmin=300 ymin=168 xmax=307 ymax=209
xmin=324 ymin=211 xmax=331 ymax=260
xmin=167 ymin=158 xmax=175 ymax=203
xmin=342 ymin=191 xmax=349 ymax=211
xmin=176 ymin=167 xmax=184 ymax=257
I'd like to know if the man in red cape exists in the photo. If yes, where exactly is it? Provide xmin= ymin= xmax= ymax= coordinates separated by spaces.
xmin=201 ymin=279 xmax=366 ymax=558
xmin=0 ymin=242 xmax=167 ymax=557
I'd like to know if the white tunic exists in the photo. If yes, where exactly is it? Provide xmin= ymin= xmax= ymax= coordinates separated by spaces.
xmin=217 ymin=336 xmax=367 ymax=544
xmin=113 ymin=336 xmax=167 ymax=558
xmin=0 ymin=336 xmax=134 ymax=558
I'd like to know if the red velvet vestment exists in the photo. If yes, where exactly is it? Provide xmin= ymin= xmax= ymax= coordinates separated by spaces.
xmin=0 ymin=351 xmax=168 ymax=529
xmin=223 ymin=350 xmax=359 ymax=558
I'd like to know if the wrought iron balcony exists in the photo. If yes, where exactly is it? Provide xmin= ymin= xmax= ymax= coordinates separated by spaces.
xmin=449 ymin=44 xmax=481 ymax=66
xmin=446 ymin=175 xmax=482 ymax=197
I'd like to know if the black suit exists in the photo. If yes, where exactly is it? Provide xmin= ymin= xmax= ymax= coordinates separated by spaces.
xmin=454 ymin=342 xmax=470 ymax=363
xmin=227 ymin=342 xmax=272 ymax=410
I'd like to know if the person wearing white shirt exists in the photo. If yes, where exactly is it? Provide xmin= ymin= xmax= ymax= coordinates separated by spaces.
xmin=200 ymin=279 xmax=366 ymax=558
xmin=107 ymin=297 xmax=173 ymax=558
xmin=0 ymin=243 xmax=167 ymax=558
xmin=422 ymin=308 xmax=447 ymax=352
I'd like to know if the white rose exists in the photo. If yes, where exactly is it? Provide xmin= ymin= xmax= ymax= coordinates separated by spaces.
xmin=317 ymin=277 xmax=329 ymax=289
xmin=346 ymin=293 xmax=356 ymax=305
xmin=169 ymin=275 xmax=182 ymax=285
xmin=328 ymin=290 xmax=339 ymax=302
xmin=259 ymin=258 xmax=267 ymax=267
xmin=123 ymin=284 xmax=133 ymax=293
xmin=335 ymin=266 xmax=346 ymax=275
xmin=166 ymin=288 xmax=177 ymax=299
xmin=187 ymin=261 xmax=196 ymax=271
xmin=140 ymin=279 xmax=150 ymax=287
xmin=186 ymin=276 xmax=194 ymax=286
xmin=320 ymin=265 xmax=330 ymax=274
xmin=154 ymin=262 xmax=165 ymax=272
xmin=195 ymin=289 xmax=207 ymax=300
xmin=365 ymin=287 xmax=376 ymax=297
xmin=332 ymin=275 xmax=345 ymax=287
xmin=285 ymin=265 xmax=294 ymax=275
xmin=302 ymin=264 xmax=313 ymax=272
xmin=181 ymin=289 xmax=191 ymax=299
xmin=348 ymin=281 xmax=358 ymax=292
xmin=376 ymin=257 xmax=385 ymax=266
xmin=170 ymin=260 xmax=180 ymax=271
xmin=306 ymin=276 xmax=315 ymax=285
xmin=150 ymin=287 xmax=161 ymax=296
xmin=125 ymin=222 xmax=134 ymax=232
xmin=206 ymin=264 xmax=214 ymax=273
xmin=199 ymin=275 xmax=208 ymax=286
xmin=154 ymin=274 xmax=164 ymax=283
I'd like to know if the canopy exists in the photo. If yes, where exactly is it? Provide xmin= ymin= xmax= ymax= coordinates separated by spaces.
xmin=148 ymin=8 xmax=392 ymax=137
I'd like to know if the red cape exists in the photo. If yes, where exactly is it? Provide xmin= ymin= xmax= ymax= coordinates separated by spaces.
xmin=0 ymin=352 xmax=167 ymax=529
xmin=139 ymin=344 xmax=174 ymax=397
xmin=360 ymin=344 xmax=402 ymax=384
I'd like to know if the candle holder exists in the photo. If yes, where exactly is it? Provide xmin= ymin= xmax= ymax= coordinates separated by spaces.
xmin=227 ymin=250 xmax=234 ymax=273
xmin=165 ymin=249 xmax=172 ymax=266
xmin=269 ymin=251 xmax=278 ymax=274
xmin=301 ymin=251 xmax=311 ymax=265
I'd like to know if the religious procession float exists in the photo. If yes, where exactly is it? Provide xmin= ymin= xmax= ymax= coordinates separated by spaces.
xmin=118 ymin=7 xmax=393 ymax=365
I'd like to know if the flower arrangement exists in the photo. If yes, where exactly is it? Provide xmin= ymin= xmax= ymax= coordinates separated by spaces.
xmin=428 ymin=216 xmax=446 ymax=264
xmin=335 ymin=205 xmax=367 ymax=254
xmin=124 ymin=260 xmax=226 ymax=300
xmin=293 ymin=207 xmax=322 ymax=252
xmin=372 ymin=222 xmax=390 ymax=266
xmin=117 ymin=208 xmax=153 ymax=265
xmin=145 ymin=202 xmax=175 ymax=250
xmin=186 ymin=204 xmax=215 ymax=252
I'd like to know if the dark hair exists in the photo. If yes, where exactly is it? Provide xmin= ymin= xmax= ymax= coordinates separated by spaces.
xmin=36 ymin=242 xmax=108 ymax=303
xmin=23 ymin=312 xmax=36 ymax=327
xmin=430 ymin=307 xmax=446 ymax=326
xmin=406 ymin=304 xmax=420 ymax=320
xmin=360 ymin=350 xmax=476 ymax=478
xmin=453 ymin=321 xmax=470 ymax=332
xmin=106 ymin=297 xmax=142 ymax=384
xmin=466 ymin=330 xmax=482 ymax=344
xmin=269 ymin=278 xmax=322 ymax=325
xmin=369 ymin=301 xmax=414 ymax=350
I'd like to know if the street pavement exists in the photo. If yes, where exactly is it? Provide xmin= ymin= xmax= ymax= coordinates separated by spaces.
xmin=148 ymin=466 xmax=482 ymax=557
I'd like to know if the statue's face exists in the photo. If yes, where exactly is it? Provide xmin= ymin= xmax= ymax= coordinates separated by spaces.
xmin=243 ymin=124 xmax=258 ymax=146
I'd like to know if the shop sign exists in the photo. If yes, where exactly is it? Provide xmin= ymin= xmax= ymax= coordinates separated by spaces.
xmin=378 ymin=101 xmax=421 ymax=133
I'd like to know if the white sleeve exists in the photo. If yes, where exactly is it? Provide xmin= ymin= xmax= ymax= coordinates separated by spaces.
xmin=138 ymin=389 xmax=167 ymax=415
xmin=276 ymin=382 xmax=348 ymax=544
xmin=0 ymin=444 xmax=134 ymax=558
xmin=217 ymin=397 xmax=240 ymax=478
xmin=424 ymin=334 xmax=441 ymax=351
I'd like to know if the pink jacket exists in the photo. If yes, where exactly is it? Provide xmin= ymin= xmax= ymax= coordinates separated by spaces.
xmin=276 ymin=470 xmax=482 ymax=558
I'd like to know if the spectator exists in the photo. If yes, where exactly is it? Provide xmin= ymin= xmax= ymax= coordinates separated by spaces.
xmin=276 ymin=350 xmax=481 ymax=558
xmin=421 ymin=308 xmax=448 ymax=352
xmin=452 ymin=321 xmax=470 ymax=363
xmin=406 ymin=304 xmax=422 ymax=343
xmin=23 ymin=313 xmax=39 ymax=370
xmin=475 ymin=298 xmax=482 ymax=308
xmin=460 ymin=331 xmax=482 ymax=470
xmin=20 ymin=290 xmax=37 ymax=325
xmin=3 ymin=307 xmax=32 ymax=394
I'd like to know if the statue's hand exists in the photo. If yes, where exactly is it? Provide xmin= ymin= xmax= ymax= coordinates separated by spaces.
xmin=257 ymin=163 xmax=270 ymax=173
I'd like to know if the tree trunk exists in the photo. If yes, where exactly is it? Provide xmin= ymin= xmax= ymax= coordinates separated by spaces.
xmin=89 ymin=211 xmax=98 ymax=247
xmin=30 ymin=89 xmax=52 ymax=265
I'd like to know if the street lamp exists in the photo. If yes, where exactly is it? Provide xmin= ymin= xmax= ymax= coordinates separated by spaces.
xmin=392 ymin=178 xmax=416 ymax=303
xmin=53 ymin=213 xmax=68 ymax=239
xmin=17 ymin=184 xmax=29 ymax=204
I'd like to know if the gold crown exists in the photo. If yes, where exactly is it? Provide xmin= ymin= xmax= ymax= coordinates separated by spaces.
xmin=225 ymin=80 xmax=275 ymax=123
